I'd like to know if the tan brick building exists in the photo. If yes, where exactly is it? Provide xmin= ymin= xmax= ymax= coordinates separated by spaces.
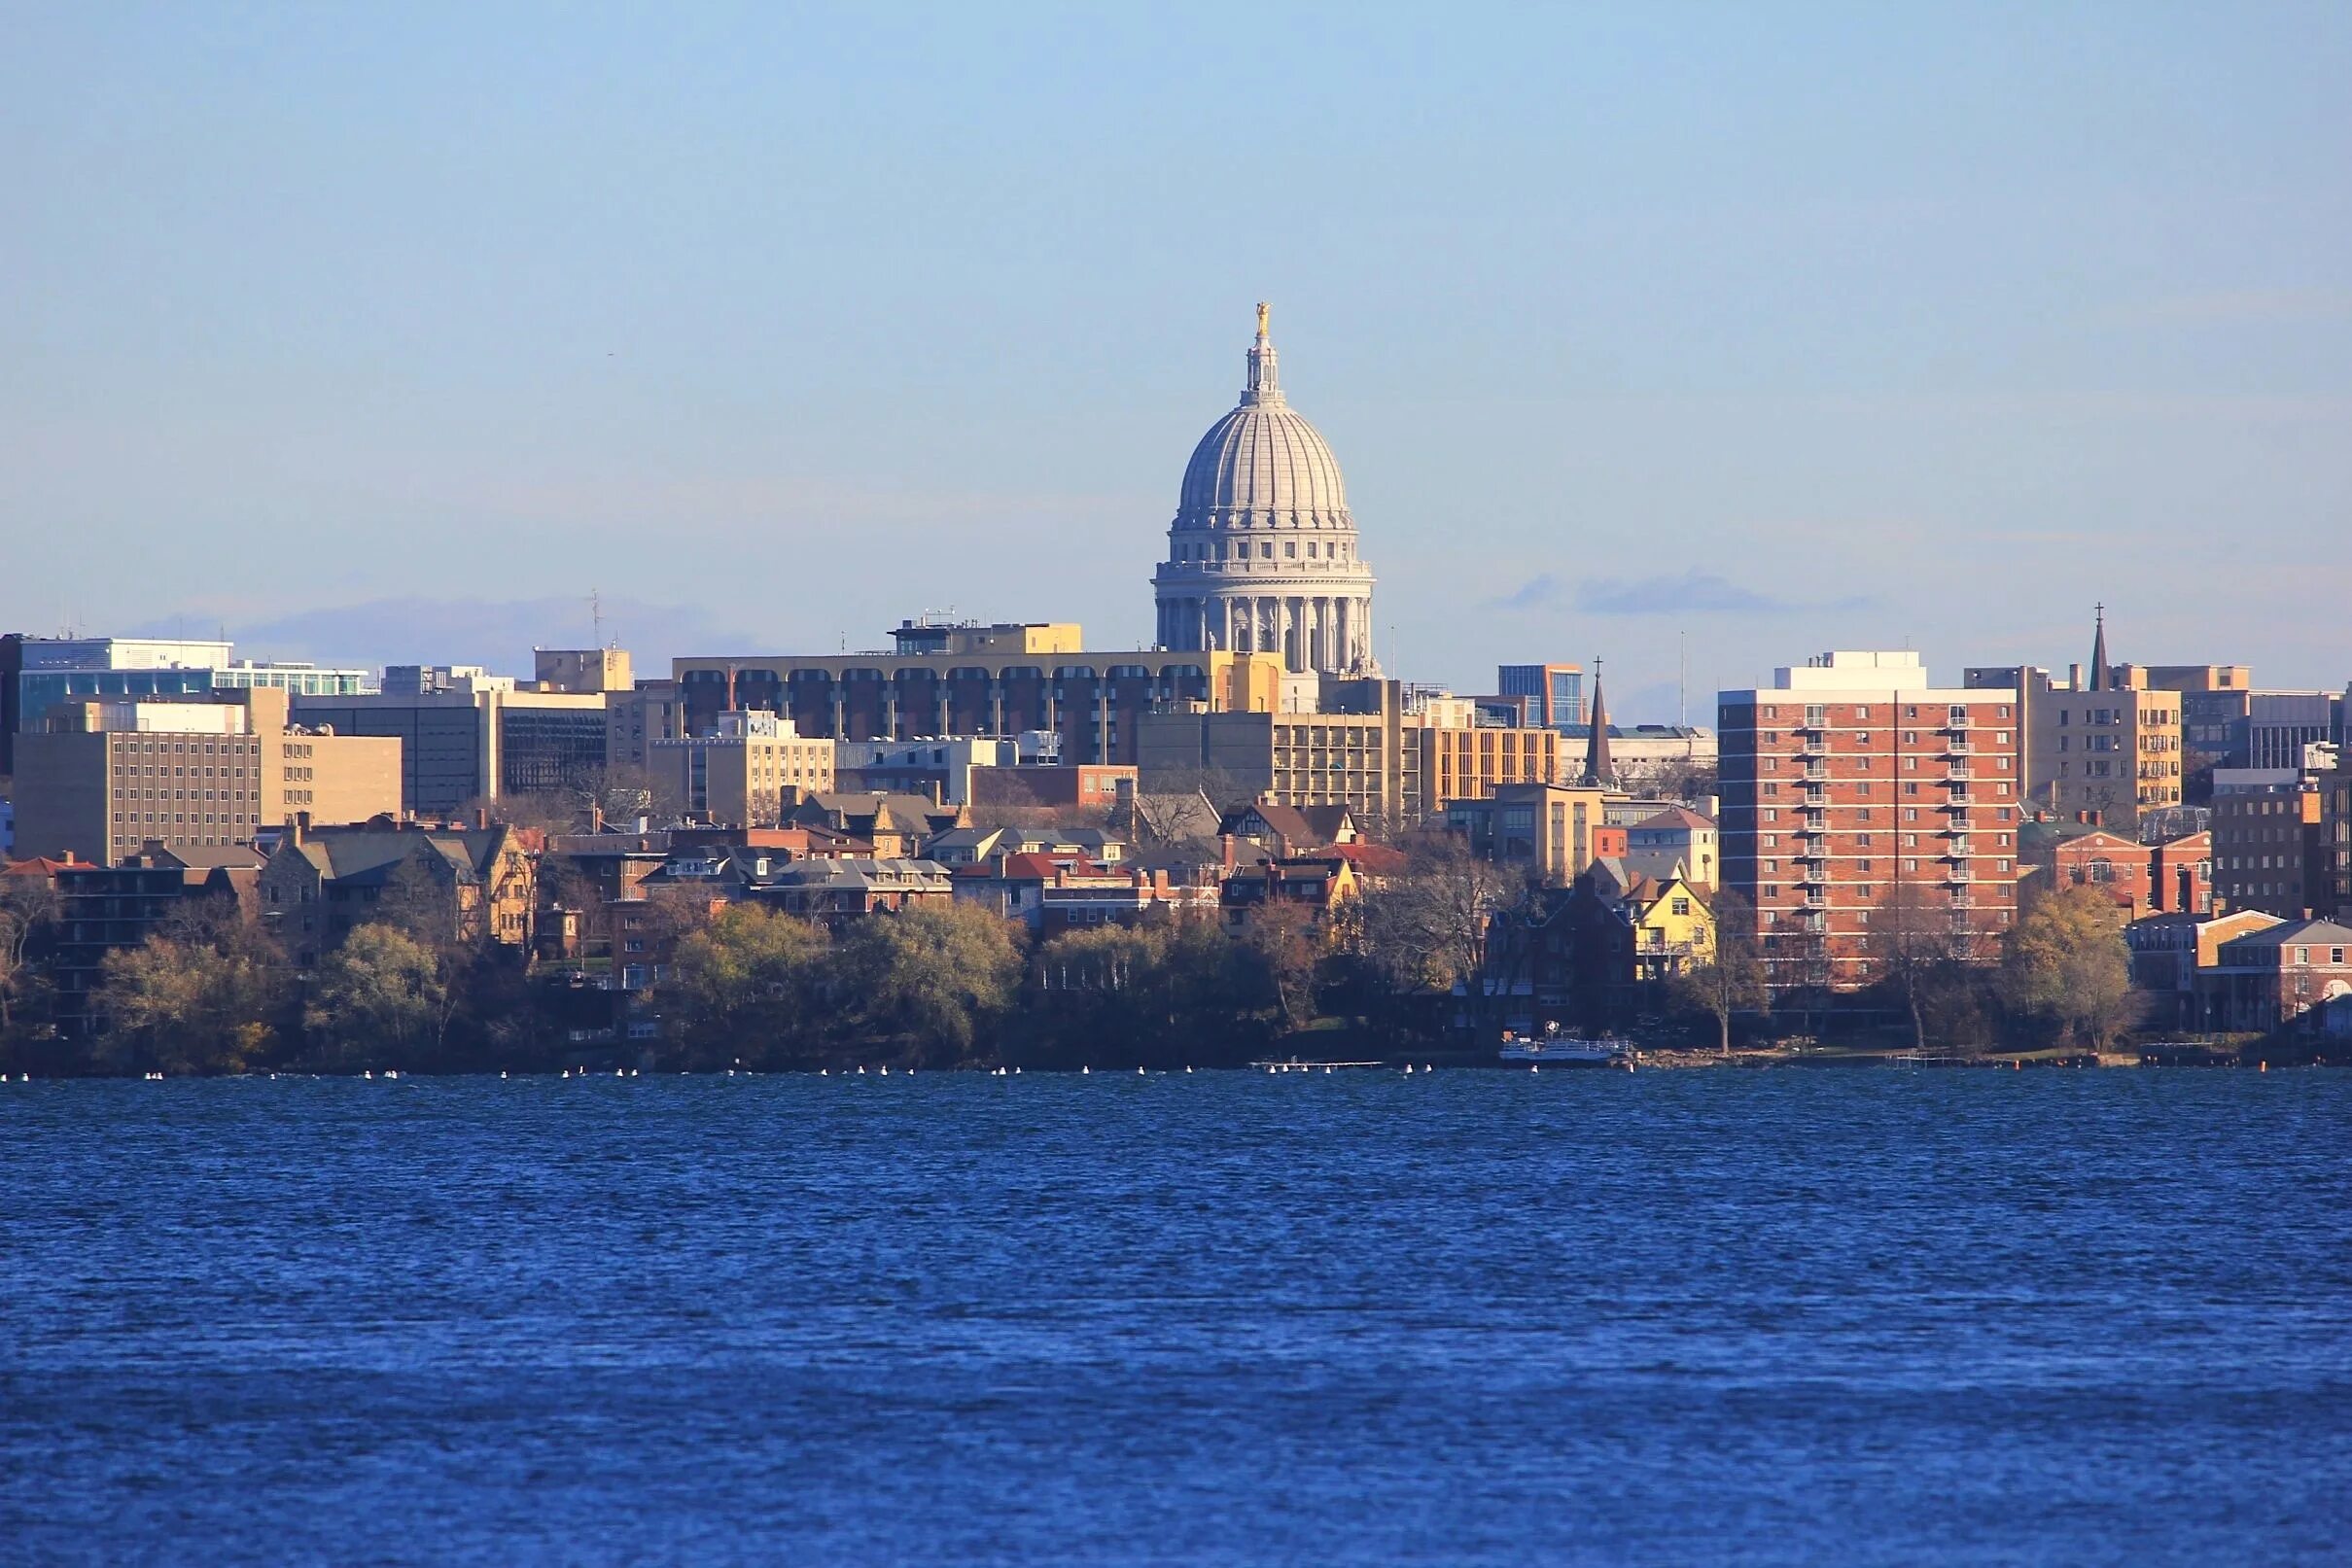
xmin=13 ymin=687 xmax=402 ymax=866
xmin=651 ymin=711 xmax=836 ymax=827
xmin=1137 ymin=679 xmax=1562 ymax=825
xmin=1967 ymin=611 xmax=2185 ymax=834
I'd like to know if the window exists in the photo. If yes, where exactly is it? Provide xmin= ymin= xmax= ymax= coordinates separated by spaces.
xmin=1671 ymin=897 xmax=1690 ymax=916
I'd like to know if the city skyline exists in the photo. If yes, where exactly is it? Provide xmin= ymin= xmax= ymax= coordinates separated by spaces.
xmin=5 ymin=7 xmax=2348 ymax=714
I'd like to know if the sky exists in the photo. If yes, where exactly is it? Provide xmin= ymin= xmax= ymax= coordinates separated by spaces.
xmin=4 ymin=4 xmax=2348 ymax=721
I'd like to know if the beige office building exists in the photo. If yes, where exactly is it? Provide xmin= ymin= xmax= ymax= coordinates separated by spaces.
xmin=651 ymin=712 xmax=836 ymax=827
xmin=1136 ymin=679 xmax=1562 ymax=825
xmin=13 ymin=687 xmax=402 ymax=865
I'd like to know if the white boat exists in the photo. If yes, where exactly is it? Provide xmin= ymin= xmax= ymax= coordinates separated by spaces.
xmin=1499 ymin=1034 xmax=1631 ymax=1066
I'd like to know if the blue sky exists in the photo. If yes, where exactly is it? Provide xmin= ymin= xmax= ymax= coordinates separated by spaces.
xmin=4 ymin=4 xmax=2347 ymax=718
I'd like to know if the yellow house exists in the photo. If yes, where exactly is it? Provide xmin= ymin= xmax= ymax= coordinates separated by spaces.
xmin=1632 ymin=867 xmax=1714 ymax=980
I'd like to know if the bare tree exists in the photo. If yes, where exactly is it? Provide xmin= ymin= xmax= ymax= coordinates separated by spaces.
xmin=1670 ymin=888 xmax=1765 ymax=1054
xmin=0 ymin=873 xmax=59 ymax=1038
xmin=1870 ymin=880 xmax=1965 ymax=1053
xmin=1351 ymin=836 xmax=1512 ymax=996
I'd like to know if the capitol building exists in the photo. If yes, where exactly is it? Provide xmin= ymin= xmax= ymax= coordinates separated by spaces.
xmin=1152 ymin=305 xmax=1377 ymax=677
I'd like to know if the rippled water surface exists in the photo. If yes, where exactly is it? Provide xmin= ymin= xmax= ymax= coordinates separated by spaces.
xmin=4 ymin=1069 xmax=2349 ymax=1566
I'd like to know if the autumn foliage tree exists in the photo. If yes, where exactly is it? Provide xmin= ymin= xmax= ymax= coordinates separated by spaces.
xmin=664 ymin=904 xmax=832 ymax=1068
xmin=95 ymin=903 xmax=289 ymax=1075
xmin=2001 ymin=886 xmax=2134 ymax=1050
xmin=835 ymin=901 xmax=1024 ymax=1067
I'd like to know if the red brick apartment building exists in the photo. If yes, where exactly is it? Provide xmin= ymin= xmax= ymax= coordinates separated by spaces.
xmin=1719 ymin=652 xmax=2023 ymax=993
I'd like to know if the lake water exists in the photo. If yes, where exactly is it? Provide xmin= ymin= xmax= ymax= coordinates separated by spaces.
xmin=3 ymin=1068 xmax=2348 ymax=1566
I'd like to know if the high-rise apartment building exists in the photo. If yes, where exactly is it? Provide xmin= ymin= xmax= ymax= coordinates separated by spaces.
xmin=1720 ymin=651 xmax=2023 ymax=993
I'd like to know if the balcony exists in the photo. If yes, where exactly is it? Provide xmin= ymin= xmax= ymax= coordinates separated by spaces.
xmin=1798 ymin=816 xmax=1831 ymax=836
xmin=1946 ymin=738 xmax=1974 ymax=755
xmin=1800 ymin=865 xmax=1831 ymax=884
xmin=1941 ymin=794 xmax=1974 ymax=810
xmin=1946 ymin=868 xmax=1975 ymax=884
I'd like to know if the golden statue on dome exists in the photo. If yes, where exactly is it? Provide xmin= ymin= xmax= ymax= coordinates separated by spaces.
xmin=1256 ymin=300 xmax=1270 ymax=338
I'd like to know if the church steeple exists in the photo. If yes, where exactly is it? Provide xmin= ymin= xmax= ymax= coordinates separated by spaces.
xmin=2089 ymin=603 xmax=2111 ymax=692
xmin=1243 ymin=300 xmax=1282 ymax=405
xmin=1582 ymin=664 xmax=1614 ymax=786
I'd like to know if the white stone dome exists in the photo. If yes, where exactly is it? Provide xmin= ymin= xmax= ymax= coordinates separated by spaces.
xmin=1151 ymin=304 xmax=1377 ymax=677
xmin=1178 ymin=402 xmax=1350 ymax=518
xmin=1173 ymin=307 xmax=1352 ymax=524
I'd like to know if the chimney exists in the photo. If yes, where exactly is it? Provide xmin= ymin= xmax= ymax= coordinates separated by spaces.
xmin=292 ymin=811 xmax=310 ymax=847
xmin=474 ymin=805 xmax=491 ymax=830
xmin=1221 ymin=833 xmax=1236 ymax=873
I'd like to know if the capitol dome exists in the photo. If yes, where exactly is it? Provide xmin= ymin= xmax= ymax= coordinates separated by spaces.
xmin=1177 ymin=391 xmax=1351 ymax=518
xmin=1151 ymin=304 xmax=1377 ymax=676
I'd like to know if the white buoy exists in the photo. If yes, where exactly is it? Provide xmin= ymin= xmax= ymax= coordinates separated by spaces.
xmin=1531 ymin=1064 xmax=1539 ymax=1073
xmin=1138 ymin=1065 xmax=1146 ymax=1076
xmin=1185 ymin=1065 xmax=1193 ymax=1073
xmin=1082 ymin=1065 xmax=1090 ymax=1075
xmin=365 ymin=1070 xmax=373 ymax=1080
xmin=501 ymin=1070 xmax=508 ymax=1079
xmin=881 ymin=1065 xmax=890 ymax=1076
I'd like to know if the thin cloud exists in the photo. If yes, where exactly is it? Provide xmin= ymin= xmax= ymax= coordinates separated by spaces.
xmin=1575 ymin=571 xmax=1874 ymax=616
xmin=1481 ymin=574 xmax=1565 ymax=611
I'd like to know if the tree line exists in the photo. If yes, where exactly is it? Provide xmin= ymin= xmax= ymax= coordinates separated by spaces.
xmin=0 ymin=838 xmax=2150 ymax=1076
